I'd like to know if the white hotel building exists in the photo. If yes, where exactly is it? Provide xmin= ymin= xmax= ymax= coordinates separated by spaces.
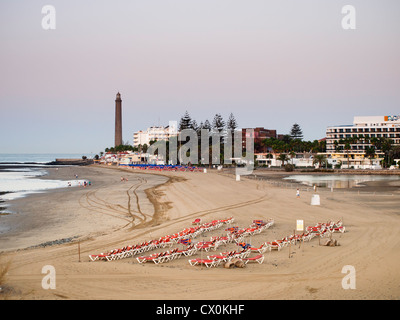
xmin=325 ymin=115 xmax=400 ymax=168
xmin=133 ymin=122 xmax=178 ymax=148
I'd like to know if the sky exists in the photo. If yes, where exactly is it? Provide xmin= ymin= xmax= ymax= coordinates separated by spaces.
xmin=1 ymin=0 xmax=399 ymax=154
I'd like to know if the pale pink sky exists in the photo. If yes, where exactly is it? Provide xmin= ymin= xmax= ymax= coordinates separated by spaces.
xmin=0 ymin=0 xmax=399 ymax=154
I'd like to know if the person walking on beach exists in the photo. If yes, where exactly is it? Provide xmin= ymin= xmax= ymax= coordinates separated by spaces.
xmin=296 ymin=188 xmax=300 ymax=198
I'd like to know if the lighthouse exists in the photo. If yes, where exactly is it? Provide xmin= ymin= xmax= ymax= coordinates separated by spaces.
xmin=115 ymin=92 xmax=122 ymax=147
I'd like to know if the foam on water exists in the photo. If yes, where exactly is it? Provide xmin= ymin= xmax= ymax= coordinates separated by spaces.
xmin=0 ymin=168 xmax=86 ymax=202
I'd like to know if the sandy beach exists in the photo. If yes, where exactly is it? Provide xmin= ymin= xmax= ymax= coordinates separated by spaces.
xmin=1 ymin=165 xmax=399 ymax=300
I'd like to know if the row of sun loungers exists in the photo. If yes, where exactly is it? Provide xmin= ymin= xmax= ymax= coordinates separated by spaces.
xmin=121 ymin=164 xmax=204 ymax=172
xmin=188 ymin=219 xmax=345 ymax=268
xmin=136 ymin=245 xmax=198 ymax=264
xmin=136 ymin=218 xmax=269 ymax=265
xmin=188 ymin=254 xmax=264 ymax=268
xmin=188 ymin=219 xmax=275 ymax=268
xmin=89 ymin=217 xmax=234 ymax=262
xmin=189 ymin=249 xmax=265 ymax=268
xmin=265 ymin=219 xmax=345 ymax=252
xmin=225 ymin=219 xmax=275 ymax=244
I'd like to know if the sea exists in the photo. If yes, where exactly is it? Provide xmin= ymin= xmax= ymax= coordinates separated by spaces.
xmin=284 ymin=174 xmax=400 ymax=189
xmin=0 ymin=153 xmax=92 ymax=207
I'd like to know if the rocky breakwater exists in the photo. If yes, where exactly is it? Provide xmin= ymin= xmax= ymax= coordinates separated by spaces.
xmin=48 ymin=158 xmax=94 ymax=166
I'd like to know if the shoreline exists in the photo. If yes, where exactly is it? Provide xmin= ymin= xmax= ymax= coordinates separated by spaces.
xmin=0 ymin=164 xmax=169 ymax=252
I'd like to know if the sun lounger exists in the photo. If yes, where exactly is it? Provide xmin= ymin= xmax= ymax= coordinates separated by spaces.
xmin=207 ymin=254 xmax=231 ymax=262
xmin=243 ymin=254 xmax=265 ymax=264
xmin=249 ymin=242 xmax=269 ymax=254
xmin=268 ymin=241 xmax=282 ymax=251
xmin=188 ymin=259 xmax=221 ymax=268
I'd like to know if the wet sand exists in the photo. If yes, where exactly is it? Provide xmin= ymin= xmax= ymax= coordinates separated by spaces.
xmin=1 ymin=165 xmax=399 ymax=300
xmin=0 ymin=165 xmax=168 ymax=251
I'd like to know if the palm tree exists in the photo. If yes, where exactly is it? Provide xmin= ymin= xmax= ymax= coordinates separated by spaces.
xmin=365 ymin=146 xmax=376 ymax=167
xmin=277 ymin=153 xmax=290 ymax=167
xmin=334 ymin=140 xmax=339 ymax=152
xmin=381 ymin=138 xmax=393 ymax=168
xmin=313 ymin=154 xmax=327 ymax=168
xmin=339 ymin=138 xmax=353 ymax=168
xmin=289 ymin=151 xmax=296 ymax=165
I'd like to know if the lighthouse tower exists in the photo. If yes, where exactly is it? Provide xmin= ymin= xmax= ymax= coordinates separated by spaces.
xmin=115 ymin=92 xmax=122 ymax=147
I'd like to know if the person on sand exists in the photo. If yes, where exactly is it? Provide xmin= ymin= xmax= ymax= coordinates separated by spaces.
xmin=296 ymin=188 xmax=300 ymax=198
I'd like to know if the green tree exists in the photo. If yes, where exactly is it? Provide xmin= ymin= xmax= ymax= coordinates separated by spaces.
xmin=289 ymin=151 xmax=296 ymax=164
xmin=290 ymin=123 xmax=303 ymax=140
xmin=212 ymin=113 xmax=225 ymax=133
xmin=179 ymin=111 xmax=192 ymax=131
xmin=226 ymin=113 xmax=238 ymax=132
xmin=365 ymin=146 xmax=376 ymax=166
xmin=202 ymin=119 xmax=211 ymax=131
xmin=338 ymin=137 xmax=354 ymax=168
xmin=313 ymin=154 xmax=327 ymax=168
xmin=277 ymin=153 xmax=290 ymax=167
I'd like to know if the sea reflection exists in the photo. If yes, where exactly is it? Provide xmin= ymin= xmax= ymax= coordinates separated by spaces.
xmin=284 ymin=175 xmax=400 ymax=189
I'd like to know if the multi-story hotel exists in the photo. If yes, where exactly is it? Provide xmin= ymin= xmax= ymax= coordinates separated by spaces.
xmin=325 ymin=115 xmax=400 ymax=168
xmin=133 ymin=123 xmax=178 ymax=147
xmin=326 ymin=115 xmax=400 ymax=153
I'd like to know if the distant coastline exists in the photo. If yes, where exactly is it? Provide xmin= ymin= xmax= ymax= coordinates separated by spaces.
xmin=0 ymin=153 xmax=94 ymax=168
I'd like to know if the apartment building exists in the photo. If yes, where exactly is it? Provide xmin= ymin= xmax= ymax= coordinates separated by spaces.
xmin=325 ymin=115 xmax=400 ymax=168
xmin=133 ymin=123 xmax=178 ymax=147
xmin=326 ymin=115 xmax=400 ymax=154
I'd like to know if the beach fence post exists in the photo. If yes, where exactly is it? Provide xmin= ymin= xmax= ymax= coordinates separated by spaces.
xmin=78 ymin=241 xmax=81 ymax=262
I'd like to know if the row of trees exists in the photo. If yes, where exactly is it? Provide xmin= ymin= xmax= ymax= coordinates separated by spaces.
xmin=178 ymin=111 xmax=238 ymax=134
xmin=176 ymin=111 xmax=240 ymax=166
xmin=104 ymin=143 xmax=135 ymax=154
xmin=260 ymin=136 xmax=326 ymax=154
